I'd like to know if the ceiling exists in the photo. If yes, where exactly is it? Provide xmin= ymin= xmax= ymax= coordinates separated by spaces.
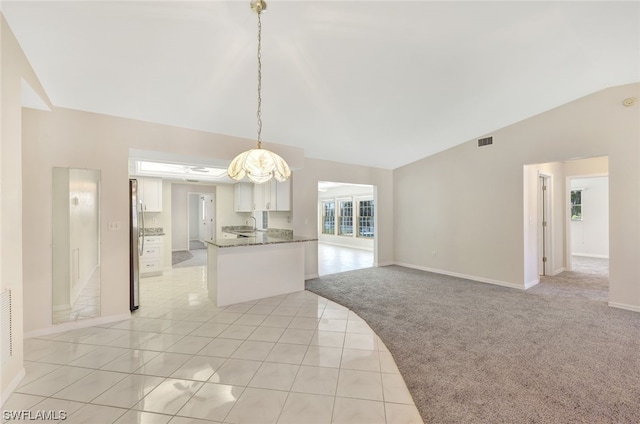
xmin=2 ymin=1 xmax=639 ymax=170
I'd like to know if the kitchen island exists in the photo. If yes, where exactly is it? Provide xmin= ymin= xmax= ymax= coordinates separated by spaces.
xmin=206 ymin=230 xmax=317 ymax=307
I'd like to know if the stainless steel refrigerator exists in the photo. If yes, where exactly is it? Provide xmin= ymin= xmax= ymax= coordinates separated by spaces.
xmin=129 ymin=179 xmax=144 ymax=311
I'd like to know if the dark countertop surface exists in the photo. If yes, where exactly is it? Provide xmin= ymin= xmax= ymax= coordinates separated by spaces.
xmin=206 ymin=231 xmax=317 ymax=248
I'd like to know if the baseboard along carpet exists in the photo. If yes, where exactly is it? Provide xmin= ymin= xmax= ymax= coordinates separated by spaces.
xmin=305 ymin=265 xmax=640 ymax=424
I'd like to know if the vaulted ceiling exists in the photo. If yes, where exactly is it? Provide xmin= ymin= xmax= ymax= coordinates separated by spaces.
xmin=2 ymin=1 xmax=638 ymax=169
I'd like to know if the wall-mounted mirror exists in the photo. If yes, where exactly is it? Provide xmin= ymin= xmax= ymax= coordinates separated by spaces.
xmin=52 ymin=167 xmax=101 ymax=324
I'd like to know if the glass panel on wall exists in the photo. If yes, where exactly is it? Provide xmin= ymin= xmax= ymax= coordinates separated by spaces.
xmin=322 ymin=201 xmax=335 ymax=234
xmin=338 ymin=200 xmax=353 ymax=236
xmin=358 ymin=199 xmax=374 ymax=238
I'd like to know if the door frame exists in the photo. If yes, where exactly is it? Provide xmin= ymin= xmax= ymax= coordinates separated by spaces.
xmin=565 ymin=173 xmax=609 ymax=272
xmin=186 ymin=191 xmax=216 ymax=249
xmin=537 ymin=172 xmax=552 ymax=276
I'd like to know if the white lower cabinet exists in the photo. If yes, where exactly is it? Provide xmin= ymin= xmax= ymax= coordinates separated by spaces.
xmin=139 ymin=235 xmax=164 ymax=277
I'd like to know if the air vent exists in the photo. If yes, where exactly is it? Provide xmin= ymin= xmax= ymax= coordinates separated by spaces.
xmin=186 ymin=179 xmax=200 ymax=183
xmin=478 ymin=136 xmax=493 ymax=147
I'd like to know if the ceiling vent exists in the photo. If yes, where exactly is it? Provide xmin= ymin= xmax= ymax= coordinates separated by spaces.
xmin=478 ymin=136 xmax=493 ymax=147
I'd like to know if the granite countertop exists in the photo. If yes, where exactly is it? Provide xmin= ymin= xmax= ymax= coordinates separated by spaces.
xmin=143 ymin=228 xmax=165 ymax=236
xmin=208 ymin=229 xmax=317 ymax=248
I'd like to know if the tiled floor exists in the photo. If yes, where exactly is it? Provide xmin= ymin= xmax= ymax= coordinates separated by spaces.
xmin=5 ymin=266 xmax=423 ymax=423
xmin=53 ymin=267 xmax=101 ymax=324
xmin=318 ymin=244 xmax=373 ymax=276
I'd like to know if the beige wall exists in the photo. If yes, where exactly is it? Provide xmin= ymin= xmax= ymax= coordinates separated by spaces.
xmin=394 ymin=83 xmax=640 ymax=311
xmin=293 ymin=158 xmax=394 ymax=279
xmin=1 ymin=14 xmax=52 ymax=403
xmin=21 ymin=106 xmax=305 ymax=336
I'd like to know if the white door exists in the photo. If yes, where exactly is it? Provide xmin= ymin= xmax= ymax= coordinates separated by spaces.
xmin=538 ymin=175 xmax=550 ymax=276
xmin=202 ymin=195 xmax=215 ymax=241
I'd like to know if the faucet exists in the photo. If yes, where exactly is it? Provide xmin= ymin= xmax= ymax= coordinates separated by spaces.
xmin=247 ymin=216 xmax=257 ymax=231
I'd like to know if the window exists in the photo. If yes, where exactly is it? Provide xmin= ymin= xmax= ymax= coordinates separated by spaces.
xmin=571 ymin=189 xmax=582 ymax=221
xmin=338 ymin=200 xmax=353 ymax=236
xmin=358 ymin=199 xmax=374 ymax=238
xmin=322 ymin=201 xmax=335 ymax=234
xmin=320 ymin=195 xmax=374 ymax=239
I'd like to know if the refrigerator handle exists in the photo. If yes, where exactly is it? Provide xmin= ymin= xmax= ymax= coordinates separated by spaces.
xmin=139 ymin=200 xmax=145 ymax=255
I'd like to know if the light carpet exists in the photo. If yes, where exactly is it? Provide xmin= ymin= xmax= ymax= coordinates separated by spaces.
xmin=305 ymin=265 xmax=640 ymax=423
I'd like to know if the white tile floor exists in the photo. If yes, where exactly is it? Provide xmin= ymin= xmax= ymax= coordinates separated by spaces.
xmin=5 ymin=266 xmax=423 ymax=424
xmin=318 ymin=244 xmax=373 ymax=276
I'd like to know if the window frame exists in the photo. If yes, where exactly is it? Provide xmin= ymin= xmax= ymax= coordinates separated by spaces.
xmin=321 ymin=200 xmax=336 ymax=235
xmin=571 ymin=189 xmax=583 ymax=221
xmin=355 ymin=196 xmax=375 ymax=238
xmin=337 ymin=198 xmax=354 ymax=237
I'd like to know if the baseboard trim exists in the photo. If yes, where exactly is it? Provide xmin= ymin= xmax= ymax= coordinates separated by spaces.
xmin=394 ymin=262 xmax=525 ymax=290
xmin=608 ymin=302 xmax=640 ymax=313
xmin=52 ymin=303 xmax=71 ymax=312
xmin=24 ymin=313 xmax=131 ymax=339
xmin=375 ymin=261 xmax=395 ymax=267
xmin=525 ymin=279 xmax=540 ymax=289
xmin=1 ymin=367 xmax=25 ymax=407
xmin=552 ymin=267 xmax=566 ymax=276
xmin=317 ymin=241 xmax=373 ymax=252
xmin=305 ymin=273 xmax=320 ymax=280
xmin=572 ymin=253 xmax=609 ymax=259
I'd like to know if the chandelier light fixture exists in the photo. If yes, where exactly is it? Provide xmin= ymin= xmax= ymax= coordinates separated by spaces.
xmin=227 ymin=0 xmax=291 ymax=184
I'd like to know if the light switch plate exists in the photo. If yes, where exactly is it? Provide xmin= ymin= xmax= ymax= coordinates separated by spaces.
xmin=108 ymin=221 xmax=121 ymax=231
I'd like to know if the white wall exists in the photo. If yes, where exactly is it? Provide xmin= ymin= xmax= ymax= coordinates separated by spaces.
xmin=570 ymin=177 xmax=609 ymax=258
xmin=188 ymin=194 xmax=200 ymax=240
xmin=1 ymin=14 xmax=52 ymax=403
xmin=268 ymin=211 xmax=293 ymax=231
xmin=394 ymin=83 xmax=640 ymax=312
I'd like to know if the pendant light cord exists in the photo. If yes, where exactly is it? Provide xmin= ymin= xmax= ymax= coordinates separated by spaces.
xmin=256 ymin=12 xmax=263 ymax=149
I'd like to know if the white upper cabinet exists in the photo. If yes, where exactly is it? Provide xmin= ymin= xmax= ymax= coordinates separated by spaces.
xmin=253 ymin=179 xmax=291 ymax=211
xmin=254 ymin=181 xmax=275 ymax=211
xmin=139 ymin=177 xmax=163 ymax=212
xmin=234 ymin=182 xmax=254 ymax=212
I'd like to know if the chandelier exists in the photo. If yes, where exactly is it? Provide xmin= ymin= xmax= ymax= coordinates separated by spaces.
xmin=227 ymin=0 xmax=291 ymax=184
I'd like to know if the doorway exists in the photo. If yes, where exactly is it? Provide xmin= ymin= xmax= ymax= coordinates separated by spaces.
xmin=188 ymin=193 xmax=215 ymax=249
xmin=317 ymin=181 xmax=375 ymax=276
xmin=567 ymin=175 xmax=609 ymax=276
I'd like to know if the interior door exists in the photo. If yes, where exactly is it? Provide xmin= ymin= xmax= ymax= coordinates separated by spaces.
xmin=538 ymin=175 xmax=549 ymax=276
xmin=202 ymin=195 xmax=215 ymax=241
